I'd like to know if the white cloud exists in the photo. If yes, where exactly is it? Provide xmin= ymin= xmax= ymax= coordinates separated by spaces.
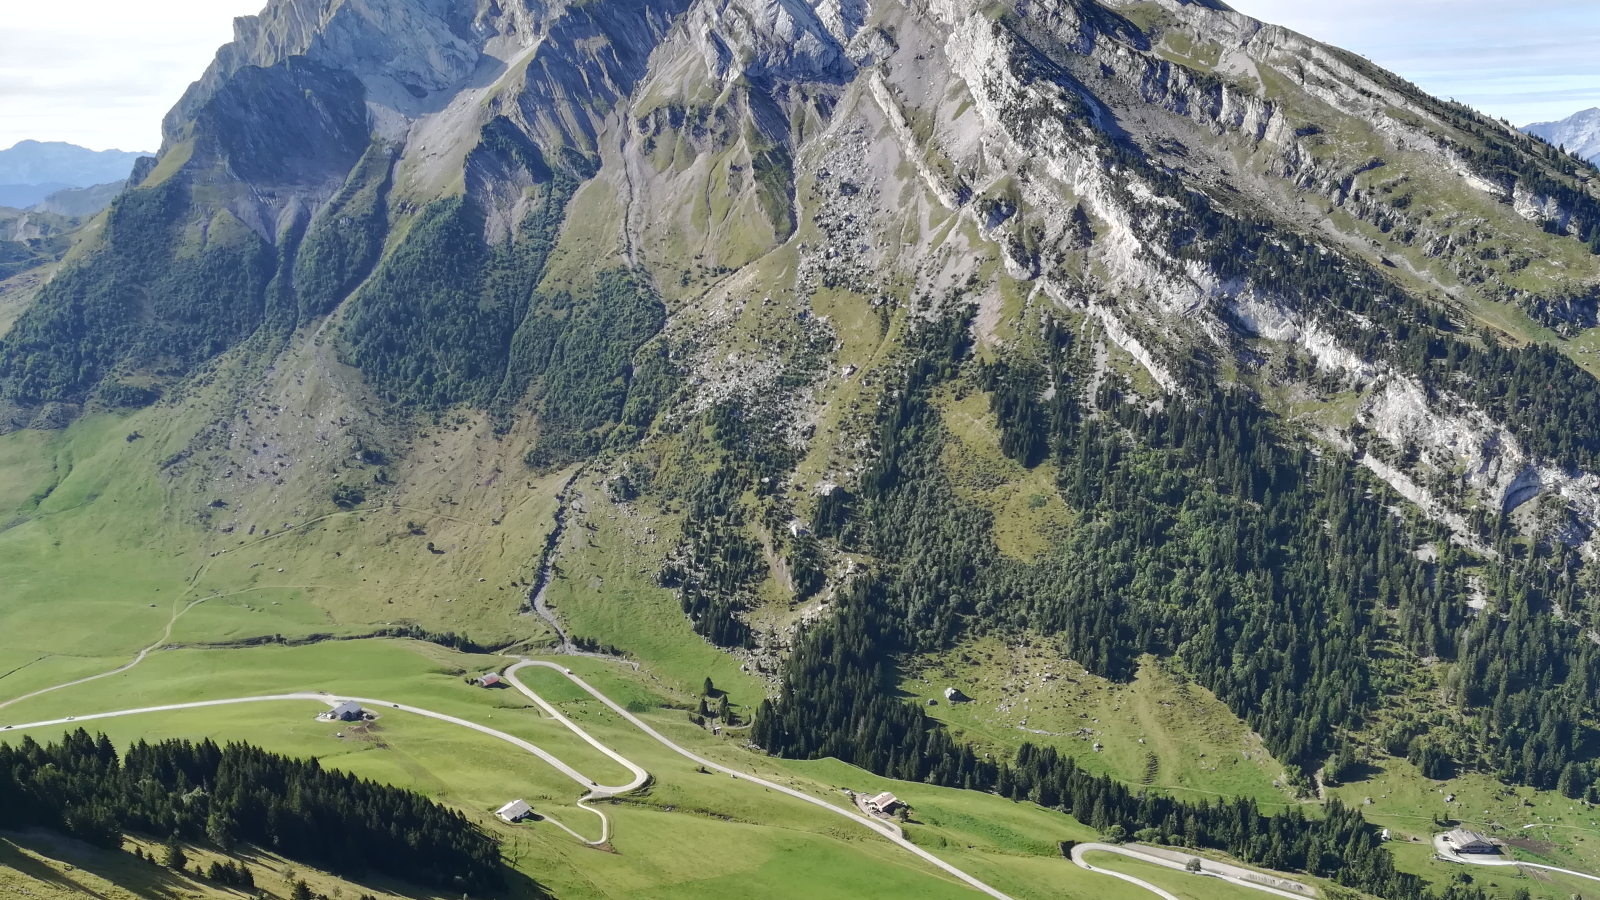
xmin=1227 ymin=0 xmax=1600 ymax=125
xmin=0 ymin=0 xmax=263 ymax=152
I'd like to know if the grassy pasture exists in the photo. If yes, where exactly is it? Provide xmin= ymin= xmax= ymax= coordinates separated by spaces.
xmin=1 ymin=829 xmax=443 ymax=900
xmin=903 ymin=637 xmax=1289 ymax=806
xmin=0 ymin=640 xmax=1178 ymax=900
xmin=5 ymin=282 xmax=1600 ymax=900
xmin=1327 ymin=759 xmax=1600 ymax=878
xmin=533 ymin=484 xmax=766 ymax=701
xmin=0 ymin=403 xmax=569 ymax=699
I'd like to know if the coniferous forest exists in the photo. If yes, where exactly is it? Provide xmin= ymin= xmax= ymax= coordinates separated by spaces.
xmin=752 ymin=303 xmax=1600 ymax=899
xmin=8 ymin=2 xmax=1600 ymax=898
xmin=0 ymin=730 xmax=504 ymax=892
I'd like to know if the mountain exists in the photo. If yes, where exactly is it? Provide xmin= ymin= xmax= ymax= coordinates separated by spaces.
xmin=0 ymin=140 xmax=149 ymax=187
xmin=1525 ymin=107 xmax=1600 ymax=166
xmin=0 ymin=141 xmax=149 ymax=210
xmin=26 ymin=180 xmax=127 ymax=217
xmin=0 ymin=182 xmax=74 ymax=209
xmin=5 ymin=0 xmax=1600 ymax=895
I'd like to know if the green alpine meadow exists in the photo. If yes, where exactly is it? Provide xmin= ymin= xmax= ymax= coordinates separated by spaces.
xmin=3 ymin=1 xmax=1600 ymax=899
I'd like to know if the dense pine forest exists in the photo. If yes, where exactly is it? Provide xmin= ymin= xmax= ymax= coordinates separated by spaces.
xmin=12 ymin=0 xmax=1600 ymax=898
xmin=752 ymin=301 xmax=1600 ymax=897
xmin=0 ymin=730 xmax=504 ymax=892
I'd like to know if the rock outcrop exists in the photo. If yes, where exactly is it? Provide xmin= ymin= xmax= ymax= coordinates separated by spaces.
xmin=5 ymin=0 xmax=1600 ymax=557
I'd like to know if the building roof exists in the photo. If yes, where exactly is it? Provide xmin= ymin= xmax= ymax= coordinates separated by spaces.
xmin=1446 ymin=828 xmax=1493 ymax=847
xmin=478 ymin=673 xmax=502 ymax=685
xmin=330 ymin=701 xmax=364 ymax=718
xmin=868 ymin=792 xmax=899 ymax=809
xmin=496 ymin=799 xmax=533 ymax=821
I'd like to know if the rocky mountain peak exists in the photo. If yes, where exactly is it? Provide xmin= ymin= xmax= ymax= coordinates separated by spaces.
xmin=1525 ymin=106 xmax=1600 ymax=166
xmin=7 ymin=0 xmax=1600 ymax=857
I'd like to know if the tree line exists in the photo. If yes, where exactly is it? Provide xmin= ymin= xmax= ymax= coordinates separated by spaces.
xmin=754 ymin=301 xmax=1600 ymax=900
xmin=0 ymin=730 xmax=504 ymax=892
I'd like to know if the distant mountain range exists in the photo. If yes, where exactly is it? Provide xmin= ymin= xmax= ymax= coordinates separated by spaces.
xmin=1524 ymin=107 xmax=1600 ymax=165
xmin=27 ymin=181 xmax=128 ymax=216
xmin=0 ymin=140 xmax=149 ymax=210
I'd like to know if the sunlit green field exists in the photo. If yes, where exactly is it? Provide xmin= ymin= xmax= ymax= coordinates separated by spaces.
xmin=5 ymin=381 xmax=1600 ymax=900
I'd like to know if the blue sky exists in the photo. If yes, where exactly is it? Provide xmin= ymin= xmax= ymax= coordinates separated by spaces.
xmin=0 ymin=0 xmax=1597 ymax=152
xmin=0 ymin=0 xmax=260 ymax=153
xmin=1227 ymin=0 xmax=1600 ymax=127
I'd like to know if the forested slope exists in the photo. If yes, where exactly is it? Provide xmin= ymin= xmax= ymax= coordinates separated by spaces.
xmin=5 ymin=0 xmax=1600 ymax=896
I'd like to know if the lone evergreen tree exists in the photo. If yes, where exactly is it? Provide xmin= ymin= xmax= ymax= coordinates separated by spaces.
xmin=703 ymin=677 xmax=714 ymax=697
xmin=292 ymin=880 xmax=314 ymax=900
xmin=163 ymin=838 xmax=187 ymax=871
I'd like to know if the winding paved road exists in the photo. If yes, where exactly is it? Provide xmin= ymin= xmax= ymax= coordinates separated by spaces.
xmin=505 ymin=660 xmax=1019 ymax=899
xmin=0 ymin=660 xmax=1020 ymax=899
xmin=0 ymin=656 xmax=1347 ymax=900
xmin=1072 ymin=844 xmax=1182 ymax=900
xmin=0 ymin=685 xmax=638 ymax=845
xmin=1072 ymin=843 xmax=1316 ymax=900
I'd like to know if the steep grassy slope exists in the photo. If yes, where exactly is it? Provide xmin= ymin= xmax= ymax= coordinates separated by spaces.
xmin=8 ymin=0 xmax=1600 ymax=897
xmin=1 ymin=830 xmax=436 ymax=900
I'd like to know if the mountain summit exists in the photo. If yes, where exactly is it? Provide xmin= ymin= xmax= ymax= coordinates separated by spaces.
xmin=5 ymin=0 xmax=1600 ymax=855
xmin=0 ymin=140 xmax=150 ymax=208
xmin=0 ymin=140 xmax=149 ymax=186
xmin=1525 ymin=107 xmax=1600 ymax=166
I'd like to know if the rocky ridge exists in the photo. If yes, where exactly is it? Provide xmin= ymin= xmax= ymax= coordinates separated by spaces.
xmin=4 ymin=0 xmax=1600 ymax=685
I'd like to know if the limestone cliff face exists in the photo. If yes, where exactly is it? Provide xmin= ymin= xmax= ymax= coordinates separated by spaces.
xmin=7 ymin=0 xmax=1600 ymax=559
xmin=166 ymin=0 xmax=484 ymax=137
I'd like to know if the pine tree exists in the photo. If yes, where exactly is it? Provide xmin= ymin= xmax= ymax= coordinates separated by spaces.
xmin=163 ymin=838 xmax=187 ymax=871
xmin=207 ymin=810 xmax=237 ymax=849
xmin=0 ymin=730 xmax=504 ymax=891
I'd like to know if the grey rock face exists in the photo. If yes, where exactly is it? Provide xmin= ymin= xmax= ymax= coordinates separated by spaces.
xmin=168 ymin=0 xmax=484 ymax=136
xmin=686 ymin=0 xmax=853 ymax=83
xmin=1524 ymin=107 xmax=1600 ymax=166
xmin=19 ymin=0 xmax=1600 ymax=554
